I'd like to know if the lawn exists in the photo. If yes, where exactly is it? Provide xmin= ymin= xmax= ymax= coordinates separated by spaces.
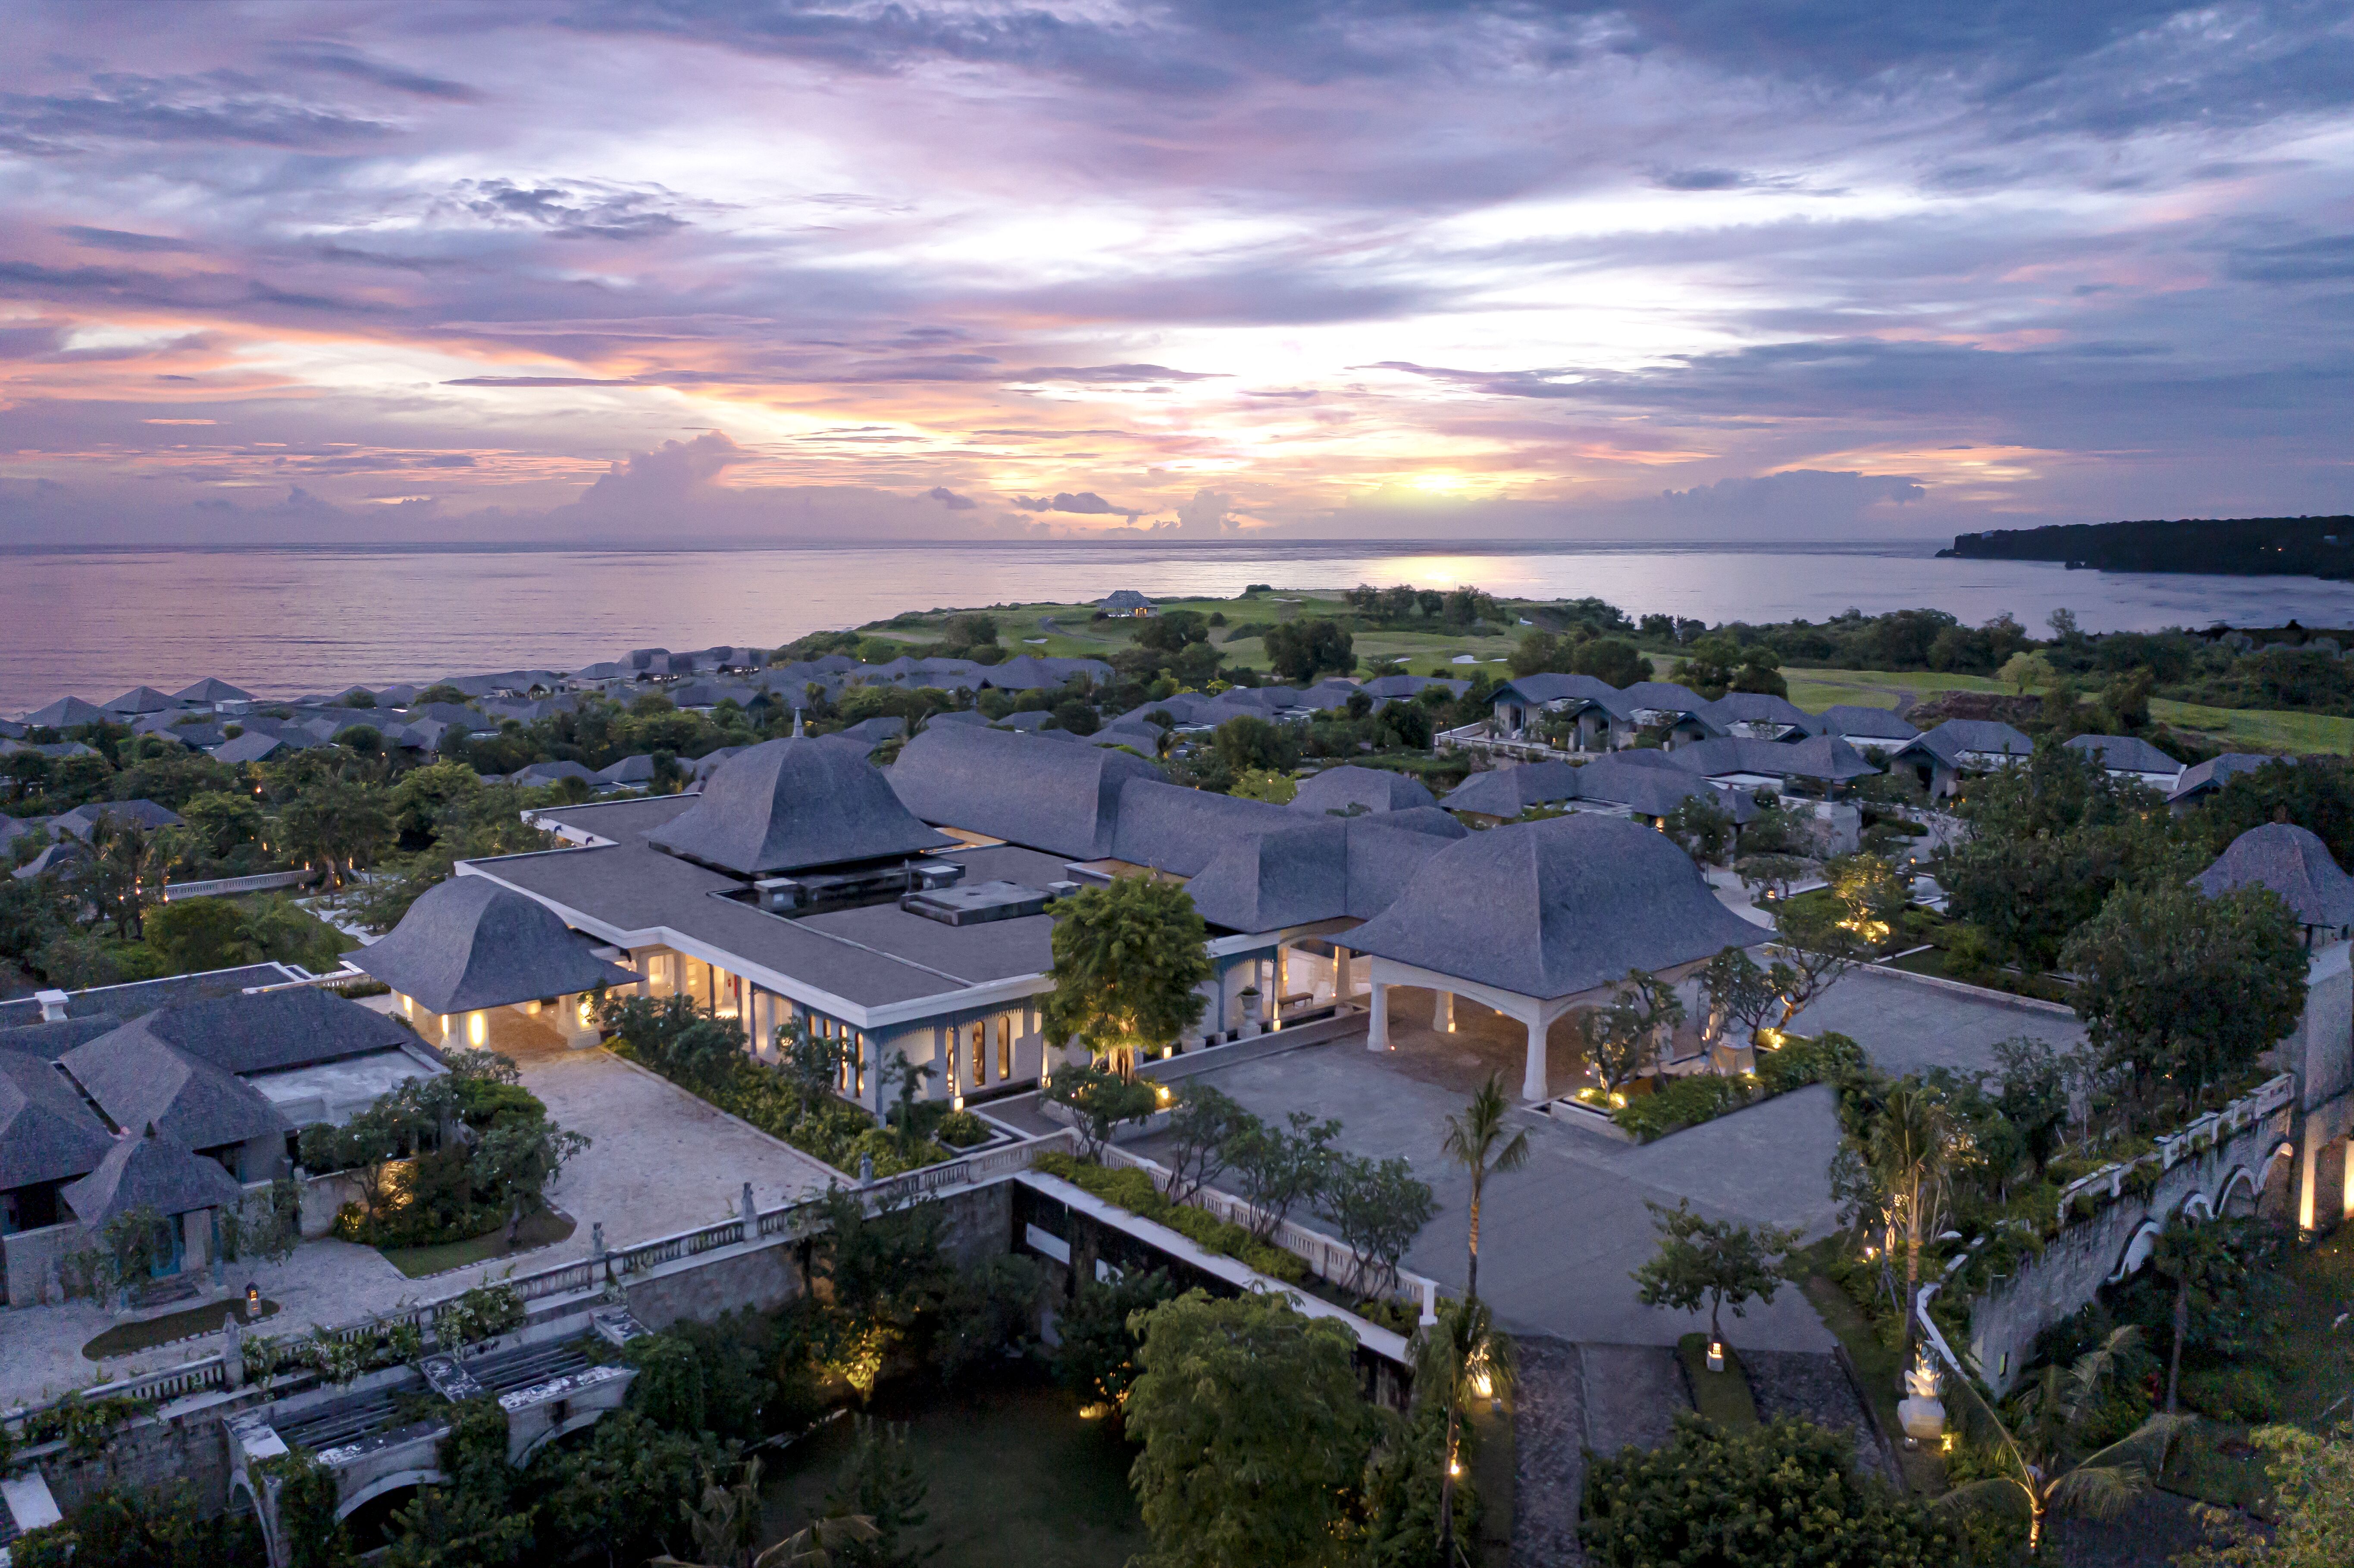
xmin=1676 ymin=1332 xmax=1759 ymax=1430
xmin=760 ymin=1373 xmax=1146 ymax=1568
xmin=1797 ymin=1264 xmax=1949 ymax=1496
xmin=82 ymin=1297 xmax=280 ymax=1360
xmin=2161 ymin=1224 xmax=2354 ymax=1511
xmin=2146 ymin=700 xmax=2354 ymax=754
xmin=376 ymin=1208 xmax=575 ymax=1279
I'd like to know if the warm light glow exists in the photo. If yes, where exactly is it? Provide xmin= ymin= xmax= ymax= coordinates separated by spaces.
xmin=1448 ymin=1461 xmax=1463 ymax=1478
xmin=467 ymin=1011 xmax=486 ymax=1048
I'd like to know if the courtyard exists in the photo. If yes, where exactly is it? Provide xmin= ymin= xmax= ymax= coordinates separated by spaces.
xmin=1130 ymin=963 xmax=2086 ymax=1352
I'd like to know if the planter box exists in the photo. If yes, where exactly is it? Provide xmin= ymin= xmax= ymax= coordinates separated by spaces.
xmin=1544 ymin=1097 xmax=1636 ymax=1144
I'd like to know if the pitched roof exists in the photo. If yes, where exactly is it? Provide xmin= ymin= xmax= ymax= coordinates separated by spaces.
xmin=213 ymin=730 xmax=307 ymax=765
xmin=595 ymin=754 xmax=657 ymax=784
xmin=56 ymin=799 xmax=183 ymax=839
xmin=1492 ymin=673 xmax=1630 ymax=713
xmin=1358 ymin=675 xmax=1468 ymax=699
xmin=2167 ymin=752 xmax=2280 ymax=804
xmin=0 ymin=963 xmax=302 ymax=1031
xmin=1702 ymin=692 xmax=1817 ymax=731
xmin=1108 ymin=780 xmax=1298 ymax=876
xmin=348 ymin=873 xmax=640 ymax=1013
xmin=1571 ymin=757 xmax=1758 ymax=822
xmin=103 ymin=686 xmax=183 ymax=714
xmin=1620 ymin=680 xmax=1713 ymax=715
xmin=1290 ymin=765 xmax=1438 ymax=816
xmin=25 ymin=696 xmax=108 ymax=729
xmin=172 ymin=678 xmax=254 ymax=705
xmin=1440 ymin=760 xmax=1585 ymax=817
xmin=60 ymin=1124 xmax=245 ymax=1224
xmin=2192 ymin=823 xmax=2354 ymax=928
xmin=1899 ymin=719 xmax=2035 ymax=766
xmin=59 ymin=1028 xmax=286 ymax=1152
xmin=1817 ymin=704 xmax=1919 ymax=742
xmin=1344 ymin=814 xmax=1767 ymax=999
xmin=121 ymin=989 xmax=422 ymax=1076
xmin=889 ymin=723 xmax=1166 ymax=858
xmin=12 ymin=839 xmax=88 ymax=880
xmin=0 ymin=1051 xmax=115 ymax=1190
xmin=647 ymin=737 xmax=952 ymax=876
xmin=2063 ymin=733 xmax=2184 ymax=776
xmin=1667 ymin=734 xmax=1881 ymax=784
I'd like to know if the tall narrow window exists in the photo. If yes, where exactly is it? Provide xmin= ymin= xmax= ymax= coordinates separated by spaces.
xmin=971 ymin=1021 xmax=987 ymax=1086
xmin=997 ymin=1012 xmax=1013 ymax=1080
xmin=853 ymin=1032 xmax=866 ymax=1097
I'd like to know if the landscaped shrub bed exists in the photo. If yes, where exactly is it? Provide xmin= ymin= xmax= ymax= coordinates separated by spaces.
xmin=1609 ymin=1033 xmax=1864 ymax=1142
xmin=639 ymin=1051 xmax=958 ymax=1177
xmin=1031 ymin=1151 xmax=1307 ymax=1283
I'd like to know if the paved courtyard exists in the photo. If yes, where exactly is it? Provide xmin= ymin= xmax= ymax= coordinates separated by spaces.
xmin=0 ymin=1011 xmax=837 ymax=1409
xmin=1134 ymin=962 xmax=2085 ymax=1353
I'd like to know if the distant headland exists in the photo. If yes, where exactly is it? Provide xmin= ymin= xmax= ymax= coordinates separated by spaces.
xmin=1942 ymin=516 xmax=2354 ymax=579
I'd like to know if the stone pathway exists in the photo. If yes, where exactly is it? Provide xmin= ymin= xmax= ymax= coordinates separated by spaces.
xmin=1743 ymin=1348 xmax=1899 ymax=1483
xmin=1578 ymin=1343 xmax=1690 ymax=1456
xmin=1512 ymin=1337 xmax=1587 ymax=1568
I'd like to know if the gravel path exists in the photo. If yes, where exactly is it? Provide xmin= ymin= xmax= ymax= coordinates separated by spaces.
xmin=1512 ymin=1337 xmax=1587 ymax=1568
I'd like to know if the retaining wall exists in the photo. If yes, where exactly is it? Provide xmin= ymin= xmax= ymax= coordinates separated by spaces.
xmin=1966 ymin=1113 xmax=2291 ymax=1393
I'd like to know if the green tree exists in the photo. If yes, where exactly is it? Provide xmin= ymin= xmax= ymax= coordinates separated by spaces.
xmin=822 ymin=1418 xmax=934 ymax=1568
xmin=2183 ymin=1422 xmax=2354 ymax=1568
xmin=1124 ymin=1291 xmax=1370 ymax=1568
xmin=1051 ymin=1267 xmax=1181 ymax=1412
xmin=1769 ymin=892 xmax=1868 ymax=1025
xmin=1698 ymin=946 xmax=1779 ymax=1050
xmin=1262 ymin=618 xmax=1355 ymax=684
xmin=2060 ymin=881 xmax=2306 ymax=1112
xmin=1211 ymin=713 xmax=1298 ymax=776
xmin=1441 ymin=1074 xmax=1529 ymax=1306
xmin=1660 ymin=793 xmax=1735 ymax=865
xmin=2150 ymin=1216 xmax=2240 ymax=1415
xmin=1320 ymin=1153 xmax=1435 ymax=1297
xmin=1999 ymin=650 xmax=2057 ymax=695
xmin=180 ymin=789 xmax=265 ymax=859
xmin=1936 ymin=1326 xmax=2185 ymax=1557
xmin=1573 ymin=969 xmax=1685 ymax=1098
xmin=1230 ymin=767 xmax=1296 ymax=803
xmin=1042 ymin=1062 xmax=1160 ymax=1158
xmin=537 ymin=1411 xmax=720 ymax=1568
xmin=1630 ymin=1200 xmax=1801 ymax=1347
xmin=1855 ymin=1083 xmax=1967 ymax=1369
xmin=2194 ymin=757 xmax=2354 ymax=869
xmin=279 ymin=778 xmax=393 ymax=889
xmin=1039 ymin=874 xmax=1212 ymax=1067
xmin=1226 ymin=1109 xmax=1340 ymax=1242
xmin=1584 ymin=1415 xmax=1953 ymax=1568
xmin=1159 ymin=1082 xmax=1259 ymax=1205
xmin=1421 ymin=1296 xmax=1514 ymax=1568
xmin=144 ymin=895 xmax=256 ymax=972
xmin=1573 ymin=637 xmax=1647 ymax=688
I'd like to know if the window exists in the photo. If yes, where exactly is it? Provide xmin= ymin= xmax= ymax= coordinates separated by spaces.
xmin=853 ymin=1032 xmax=867 ymax=1096
xmin=971 ymin=1021 xmax=987 ymax=1086
xmin=997 ymin=1013 xmax=1014 ymax=1080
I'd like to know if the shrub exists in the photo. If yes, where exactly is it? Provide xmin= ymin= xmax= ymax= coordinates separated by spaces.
xmin=2180 ymin=1365 xmax=2282 ymax=1424
xmin=1033 ymin=1151 xmax=1306 ymax=1282
xmin=1613 ymin=1074 xmax=1755 ymax=1141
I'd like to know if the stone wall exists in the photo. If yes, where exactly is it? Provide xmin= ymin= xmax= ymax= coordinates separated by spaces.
xmin=3 ymin=1219 xmax=76 ymax=1307
xmin=1967 ymin=1113 xmax=2290 ymax=1393
xmin=36 ymin=1385 xmax=276 ymax=1518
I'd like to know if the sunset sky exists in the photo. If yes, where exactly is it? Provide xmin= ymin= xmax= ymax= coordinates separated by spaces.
xmin=3 ymin=0 xmax=2353 ymax=544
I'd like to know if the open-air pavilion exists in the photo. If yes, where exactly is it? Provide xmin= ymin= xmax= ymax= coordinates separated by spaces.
xmin=1342 ymin=814 xmax=1768 ymax=1100
xmin=348 ymin=876 xmax=640 ymax=1052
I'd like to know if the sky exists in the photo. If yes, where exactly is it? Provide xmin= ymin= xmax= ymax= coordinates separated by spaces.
xmin=2 ymin=0 xmax=2352 ymax=546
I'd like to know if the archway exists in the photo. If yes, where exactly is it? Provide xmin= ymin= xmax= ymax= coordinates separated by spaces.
xmin=2110 ymin=1220 xmax=2162 ymax=1282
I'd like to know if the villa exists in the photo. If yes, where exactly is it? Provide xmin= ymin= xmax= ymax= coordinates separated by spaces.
xmin=2063 ymin=732 xmax=2186 ymax=791
xmin=1888 ymin=718 xmax=2035 ymax=799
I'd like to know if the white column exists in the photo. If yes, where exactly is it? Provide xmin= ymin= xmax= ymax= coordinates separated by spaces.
xmin=1273 ymin=946 xmax=1287 ymax=1029
xmin=2300 ymin=1132 xmax=2322 ymax=1232
xmin=1433 ymin=991 xmax=1454 ymax=1032
xmin=1521 ymin=1009 xmax=1549 ymax=1102
xmin=1368 ymin=983 xmax=1390 ymax=1051
xmin=2343 ymin=1136 xmax=2354 ymax=1222
xmin=1334 ymin=946 xmax=1352 ymax=1002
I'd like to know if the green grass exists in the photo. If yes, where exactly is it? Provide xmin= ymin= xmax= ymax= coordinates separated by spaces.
xmin=1676 ymin=1333 xmax=1759 ymax=1430
xmin=83 ymin=1297 xmax=280 ymax=1360
xmin=2147 ymin=700 xmax=2354 ymax=754
xmin=376 ymin=1208 xmax=574 ymax=1279
xmin=1797 ymin=1264 xmax=1947 ymax=1494
xmin=1780 ymin=667 xmax=2011 ymax=713
xmin=759 ymin=1374 xmax=1146 ymax=1568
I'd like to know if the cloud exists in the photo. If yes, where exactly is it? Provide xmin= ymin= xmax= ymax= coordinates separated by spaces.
xmin=923 ymin=485 xmax=976 ymax=509
xmin=266 ymin=43 xmax=483 ymax=102
xmin=1010 ymin=491 xmax=1140 ymax=519
xmin=455 ymin=178 xmax=691 ymax=241
xmin=55 ymin=225 xmax=202 ymax=253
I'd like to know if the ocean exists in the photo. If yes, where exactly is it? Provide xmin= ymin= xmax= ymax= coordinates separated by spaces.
xmin=2 ymin=537 xmax=2348 ymax=713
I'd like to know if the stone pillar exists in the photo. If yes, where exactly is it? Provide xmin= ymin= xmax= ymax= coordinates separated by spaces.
xmin=1333 ymin=947 xmax=1352 ymax=1004
xmin=1434 ymin=991 xmax=1454 ymax=1032
xmin=1368 ymin=983 xmax=1390 ymax=1051
xmin=1521 ymin=1011 xmax=1550 ymax=1102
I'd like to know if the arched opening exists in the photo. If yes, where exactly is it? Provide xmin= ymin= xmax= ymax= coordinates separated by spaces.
xmin=515 ymin=1407 xmax=609 ymax=1468
xmin=2110 ymin=1221 xmax=2162 ymax=1282
xmin=336 ymin=1470 xmax=448 ymax=1554
xmin=2217 ymin=1167 xmax=2260 ymax=1218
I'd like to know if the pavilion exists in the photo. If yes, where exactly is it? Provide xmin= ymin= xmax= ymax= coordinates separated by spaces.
xmin=349 ymin=876 xmax=640 ymax=1051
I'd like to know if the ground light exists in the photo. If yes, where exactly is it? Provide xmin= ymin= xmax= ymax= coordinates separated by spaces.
xmin=245 ymin=1282 xmax=261 ymax=1318
xmin=1707 ymin=1340 xmax=1725 ymax=1372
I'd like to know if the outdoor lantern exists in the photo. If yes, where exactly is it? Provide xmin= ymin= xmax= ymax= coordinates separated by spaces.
xmin=468 ymin=1011 xmax=487 ymax=1048
xmin=245 ymin=1282 xmax=261 ymax=1318
xmin=1706 ymin=1340 xmax=1725 ymax=1372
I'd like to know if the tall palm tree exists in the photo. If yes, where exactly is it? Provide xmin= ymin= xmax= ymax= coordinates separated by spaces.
xmin=1936 ymin=1325 xmax=2186 ymax=1557
xmin=1423 ymin=1296 xmax=1516 ymax=1568
xmin=1865 ymin=1083 xmax=1966 ymax=1368
xmin=1442 ymin=1073 xmax=1530 ymax=1308
xmin=2150 ymin=1216 xmax=2236 ymax=1414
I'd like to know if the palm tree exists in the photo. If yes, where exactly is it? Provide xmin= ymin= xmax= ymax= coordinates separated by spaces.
xmin=1864 ymin=1083 xmax=1966 ymax=1369
xmin=2151 ymin=1217 xmax=2235 ymax=1414
xmin=1441 ymin=1073 xmax=1529 ymax=1308
xmin=652 ymin=1455 xmax=880 ymax=1568
xmin=1936 ymin=1325 xmax=2187 ymax=1556
xmin=1423 ymin=1296 xmax=1517 ymax=1568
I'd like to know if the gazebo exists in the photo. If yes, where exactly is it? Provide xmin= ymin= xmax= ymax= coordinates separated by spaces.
xmin=349 ymin=876 xmax=639 ymax=1050
xmin=60 ymin=1123 xmax=247 ymax=1286
xmin=1343 ymin=814 xmax=1768 ymax=1100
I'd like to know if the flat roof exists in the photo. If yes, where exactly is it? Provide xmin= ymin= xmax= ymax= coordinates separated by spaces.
xmin=466 ymin=834 xmax=1066 ymax=1022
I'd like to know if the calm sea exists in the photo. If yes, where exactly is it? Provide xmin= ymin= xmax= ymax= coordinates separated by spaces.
xmin=2 ymin=538 xmax=2348 ymax=714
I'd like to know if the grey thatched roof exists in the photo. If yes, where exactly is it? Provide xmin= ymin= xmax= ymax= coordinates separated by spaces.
xmin=1109 ymin=780 xmax=1298 ymax=876
xmin=1291 ymin=766 xmax=1438 ymax=816
xmin=2193 ymin=823 xmax=2354 ymax=929
xmin=1344 ymin=814 xmax=1767 ymax=1000
xmin=647 ymin=736 xmax=952 ymax=876
xmin=1621 ymin=680 xmax=1714 ymax=716
xmin=2168 ymin=752 xmax=2279 ymax=804
xmin=889 ymin=723 xmax=1165 ymax=858
xmin=213 ymin=731 xmax=306 ymax=765
xmin=103 ymin=687 xmax=182 ymax=715
xmin=1168 ymin=808 xmax=1464 ymax=933
xmin=59 ymin=1028 xmax=287 ymax=1152
xmin=1900 ymin=720 xmax=2033 ymax=766
xmin=2063 ymin=734 xmax=2183 ymax=776
xmin=1572 ymin=757 xmax=1757 ymax=823
xmin=1441 ymin=761 xmax=1584 ymax=818
xmin=1701 ymin=692 xmax=1817 ymax=732
xmin=173 ymin=678 xmax=255 ymax=706
xmin=1818 ymin=704 xmax=1919 ymax=742
xmin=0 ymin=1051 xmax=114 ymax=1190
xmin=127 ymin=989 xmax=422 ymax=1076
xmin=349 ymin=874 xmax=639 ymax=1013
xmin=1492 ymin=674 xmax=1632 ymax=716
xmin=60 ymin=1124 xmax=245 ymax=1224
xmin=1668 ymin=735 xmax=1880 ymax=784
